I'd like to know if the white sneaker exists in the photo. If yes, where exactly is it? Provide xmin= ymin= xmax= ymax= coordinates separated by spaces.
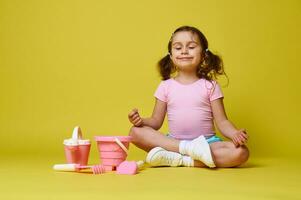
xmin=146 ymin=147 xmax=183 ymax=167
xmin=179 ymin=136 xmax=216 ymax=168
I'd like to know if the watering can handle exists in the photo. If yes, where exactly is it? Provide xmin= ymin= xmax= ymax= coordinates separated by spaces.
xmin=114 ymin=137 xmax=128 ymax=154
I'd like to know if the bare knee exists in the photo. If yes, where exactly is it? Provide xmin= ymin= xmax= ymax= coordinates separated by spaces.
xmin=128 ymin=126 xmax=156 ymax=152
xmin=129 ymin=126 xmax=143 ymax=143
xmin=129 ymin=126 xmax=153 ymax=143
xmin=235 ymin=146 xmax=249 ymax=166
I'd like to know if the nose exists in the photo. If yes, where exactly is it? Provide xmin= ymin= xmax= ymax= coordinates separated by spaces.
xmin=181 ymin=47 xmax=188 ymax=54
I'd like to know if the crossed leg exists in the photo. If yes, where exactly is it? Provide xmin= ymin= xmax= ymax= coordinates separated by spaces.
xmin=129 ymin=126 xmax=249 ymax=168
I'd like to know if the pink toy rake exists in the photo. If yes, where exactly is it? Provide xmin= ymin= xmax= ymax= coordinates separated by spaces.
xmin=53 ymin=163 xmax=106 ymax=174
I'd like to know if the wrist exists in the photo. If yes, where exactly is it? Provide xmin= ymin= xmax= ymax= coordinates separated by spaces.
xmin=223 ymin=129 xmax=238 ymax=140
xmin=231 ymin=129 xmax=240 ymax=137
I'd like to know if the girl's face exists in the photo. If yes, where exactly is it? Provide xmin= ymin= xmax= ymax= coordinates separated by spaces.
xmin=170 ymin=31 xmax=203 ymax=73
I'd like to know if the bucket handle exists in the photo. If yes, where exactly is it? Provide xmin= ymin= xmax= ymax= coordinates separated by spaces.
xmin=72 ymin=126 xmax=82 ymax=140
xmin=114 ymin=137 xmax=128 ymax=154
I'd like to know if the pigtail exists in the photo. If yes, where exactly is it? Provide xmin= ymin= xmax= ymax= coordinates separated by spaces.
xmin=157 ymin=54 xmax=176 ymax=80
xmin=197 ymin=49 xmax=226 ymax=81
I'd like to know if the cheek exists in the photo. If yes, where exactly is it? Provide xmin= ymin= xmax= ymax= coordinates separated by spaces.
xmin=190 ymin=48 xmax=200 ymax=55
xmin=192 ymin=53 xmax=202 ymax=63
xmin=171 ymin=50 xmax=180 ymax=56
xmin=170 ymin=52 xmax=180 ymax=62
xmin=195 ymin=55 xmax=202 ymax=63
xmin=171 ymin=57 xmax=178 ymax=65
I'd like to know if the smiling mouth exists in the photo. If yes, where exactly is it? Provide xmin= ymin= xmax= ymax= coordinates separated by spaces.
xmin=178 ymin=57 xmax=193 ymax=60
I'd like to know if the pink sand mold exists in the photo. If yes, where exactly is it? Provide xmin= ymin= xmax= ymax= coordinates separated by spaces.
xmin=116 ymin=160 xmax=145 ymax=175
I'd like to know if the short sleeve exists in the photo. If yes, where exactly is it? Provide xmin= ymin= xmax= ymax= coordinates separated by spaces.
xmin=209 ymin=81 xmax=224 ymax=101
xmin=154 ymin=81 xmax=167 ymax=102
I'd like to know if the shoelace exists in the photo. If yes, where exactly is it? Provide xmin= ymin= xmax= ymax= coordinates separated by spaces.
xmin=160 ymin=151 xmax=179 ymax=164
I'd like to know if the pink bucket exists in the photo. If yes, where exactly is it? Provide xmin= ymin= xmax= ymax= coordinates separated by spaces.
xmin=95 ymin=136 xmax=132 ymax=171
xmin=64 ymin=126 xmax=91 ymax=166
xmin=64 ymin=144 xmax=91 ymax=165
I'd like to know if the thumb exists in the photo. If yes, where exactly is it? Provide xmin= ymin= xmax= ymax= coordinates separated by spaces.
xmin=128 ymin=108 xmax=138 ymax=118
xmin=133 ymin=108 xmax=139 ymax=114
xmin=239 ymin=128 xmax=247 ymax=134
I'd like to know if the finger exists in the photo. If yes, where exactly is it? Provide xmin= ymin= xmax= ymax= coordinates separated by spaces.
xmin=239 ymin=129 xmax=247 ymax=135
xmin=239 ymin=128 xmax=246 ymax=133
xmin=129 ymin=114 xmax=138 ymax=121
xmin=128 ymin=111 xmax=135 ymax=118
xmin=238 ymin=134 xmax=247 ymax=143
xmin=133 ymin=116 xmax=141 ymax=123
xmin=234 ymin=139 xmax=242 ymax=147
xmin=239 ymin=135 xmax=247 ymax=146
xmin=240 ymin=132 xmax=248 ymax=140
xmin=240 ymin=134 xmax=249 ymax=141
xmin=128 ymin=110 xmax=138 ymax=118
xmin=135 ymin=120 xmax=142 ymax=126
xmin=232 ymin=137 xmax=239 ymax=147
xmin=234 ymin=136 xmax=243 ymax=146
xmin=131 ymin=116 xmax=139 ymax=122
xmin=236 ymin=129 xmax=247 ymax=139
xmin=132 ymin=113 xmax=140 ymax=119
xmin=134 ymin=119 xmax=142 ymax=126
xmin=237 ymin=128 xmax=246 ymax=134
xmin=237 ymin=138 xmax=244 ymax=146
xmin=235 ymin=134 xmax=244 ymax=145
xmin=133 ymin=117 xmax=142 ymax=124
xmin=132 ymin=108 xmax=139 ymax=115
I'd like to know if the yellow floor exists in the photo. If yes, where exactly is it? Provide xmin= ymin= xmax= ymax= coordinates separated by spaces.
xmin=1 ymin=155 xmax=300 ymax=200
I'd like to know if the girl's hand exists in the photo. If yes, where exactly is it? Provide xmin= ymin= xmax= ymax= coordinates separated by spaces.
xmin=231 ymin=129 xmax=248 ymax=147
xmin=128 ymin=108 xmax=143 ymax=127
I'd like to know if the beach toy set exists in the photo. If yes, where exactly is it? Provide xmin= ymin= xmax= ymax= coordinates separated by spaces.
xmin=53 ymin=126 xmax=144 ymax=175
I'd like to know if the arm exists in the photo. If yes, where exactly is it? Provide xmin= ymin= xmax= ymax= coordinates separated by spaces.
xmin=141 ymin=98 xmax=167 ymax=130
xmin=211 ymin=98 xmax=248 ymax=147
xmin=128 ymin=98 xmax=167 ymax=130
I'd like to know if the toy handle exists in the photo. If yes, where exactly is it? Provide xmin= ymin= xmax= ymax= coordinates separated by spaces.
xmin=114 ymin=137 xmax=128 ymax=154
xmin=136 ymin=160 xmax=144 ymax=169
xmin=72 ymin=126 xmax=82 ymax=140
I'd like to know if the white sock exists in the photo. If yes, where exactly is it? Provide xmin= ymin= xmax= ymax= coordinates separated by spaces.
xmin=182 ymin=156 xmax=194 ymax=167
xmin=179 ymin=136 xmax=216 ymax=168
xmin=179 ymin=140 xmax=189 ymax=155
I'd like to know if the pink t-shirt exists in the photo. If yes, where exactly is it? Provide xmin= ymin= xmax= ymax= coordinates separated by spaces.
xmin=154 ymin=78 xmax=224 ymax=140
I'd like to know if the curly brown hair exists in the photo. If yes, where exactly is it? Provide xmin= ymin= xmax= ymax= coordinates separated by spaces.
xmin=158 ymin=26 xmax=227 ymax=82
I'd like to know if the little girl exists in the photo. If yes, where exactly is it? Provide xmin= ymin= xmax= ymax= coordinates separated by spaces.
xmin=128 ymin=26 xmax=249 ymax=168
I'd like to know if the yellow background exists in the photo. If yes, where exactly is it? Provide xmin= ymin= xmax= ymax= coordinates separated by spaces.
xmin=0 ymin=0 xmax=300 ymax=199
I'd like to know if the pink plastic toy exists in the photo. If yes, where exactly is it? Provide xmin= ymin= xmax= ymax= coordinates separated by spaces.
xmin=94 ymin=136 xmax=132 ymax=171
xmin=64 ymin=126 xmax=91 ymax=165
xmin=53 ymin=163 xmax=106 ymax=174
xmin=64 ymin=145 xmax=91 ymax=166
xmin=116 ymin=160 xmax=144 ymax=175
